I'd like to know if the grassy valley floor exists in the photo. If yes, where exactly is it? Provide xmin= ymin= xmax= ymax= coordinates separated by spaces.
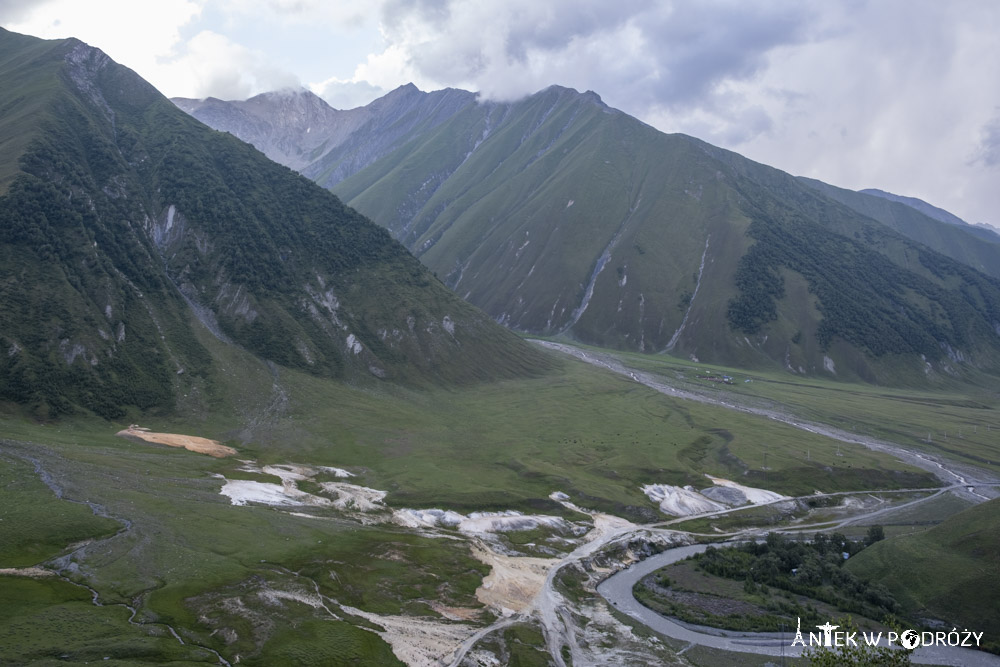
xmin=1 ymin=343 xmax=997 ymax=665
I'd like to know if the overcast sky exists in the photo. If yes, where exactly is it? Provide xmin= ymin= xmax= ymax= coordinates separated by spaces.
xmin=4 ymin=0 xmax=999 ymax=228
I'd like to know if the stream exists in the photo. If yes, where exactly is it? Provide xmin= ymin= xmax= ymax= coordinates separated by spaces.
xmin=5 ymin=341 xmax=999 ymax=665
xmin=525 ymin=343 xmax=1000 ymax=664
xmin=1 ymin=440 xmax=232 ymax=667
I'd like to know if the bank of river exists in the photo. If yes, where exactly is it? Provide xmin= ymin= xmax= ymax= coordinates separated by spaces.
xmin=596 ymin=544 xmax=1000 ymax=666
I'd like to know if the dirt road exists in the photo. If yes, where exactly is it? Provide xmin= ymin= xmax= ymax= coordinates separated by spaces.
xmin=527 ymin=341 xmax=1000 ymax=664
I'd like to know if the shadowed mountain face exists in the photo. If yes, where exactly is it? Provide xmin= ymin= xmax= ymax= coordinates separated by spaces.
xmin=175 ymin=84 xmax=1000 ymax=383
xmin=0 ymin=28 xmax=548 ymax=419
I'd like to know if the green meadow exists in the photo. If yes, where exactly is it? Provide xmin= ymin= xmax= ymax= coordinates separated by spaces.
xmin=570 ymin=343 xmax=1000 ymax=475
xmin=2 ymin=342 xmax=997 ymax=664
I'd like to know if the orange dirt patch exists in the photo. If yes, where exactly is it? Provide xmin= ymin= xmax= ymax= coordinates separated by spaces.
xmin=117 ymin=427 xmax=236 ymax=458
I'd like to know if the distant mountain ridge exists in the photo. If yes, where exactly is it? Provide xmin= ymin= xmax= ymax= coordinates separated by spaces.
xmin=173 ymin=83 xmax=1000 ymax=383
xmin=0 ymin=28 xmax=546 ymax=419
xmin=861 ymin=188 xmax=974 ymax=227
xmin=172 ymin=89 xmax=361 ymax=171
xmin=798 ymin=179 xmax=1000 ymax=277
xmin=860 ymin=187 xmax=1000 ymax=240
xmin=174 ymin=84 xmax=476 ymax=185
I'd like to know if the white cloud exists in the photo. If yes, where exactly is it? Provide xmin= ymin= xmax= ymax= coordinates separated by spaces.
xmin=310 ymin=77 xmax=387 ymax=110
xmin=5 ymin=0 xmax=202 ymax=78
xmin=0 ymin=0 xmax=57 ymax=23
xmin=373 ymin=0 xmax=644 ymax=98
xmin=358 ymin=0 xmax=1000 ymax=224
xmin=163 ymin=30 xmax=301 ymax=99
xmin=218 ymin=0 xmax=369 ymax=25
xmin=371 ymin=0 xmax=814 ymax=108
xmin=709 ymin=0 xmax=1000 ymax=225
xmin=6 ymin=0 xmax=303 ymax=100
xmin=970 ymin=113 xmax=1000 ymax=169
xmin=5 ymin=0 xmax=1000 ymax=225
xmin=349 ymin=42 xmax=427 ymax=93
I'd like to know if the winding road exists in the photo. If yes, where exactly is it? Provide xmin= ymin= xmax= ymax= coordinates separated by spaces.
xmin=529 ymin=341 xmax=1000 ymax=664
xmin=597 ymin=543 xmax=1000 ymax=666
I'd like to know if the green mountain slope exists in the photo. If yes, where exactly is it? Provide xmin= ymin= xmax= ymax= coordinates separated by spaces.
xmin=333 ymin=87 xmax=1000 ymax=381
xmin=0 ymin=27 xmax=68 ymax=195
xmin=845 ymin=497 xmax=1000 ymax=651
xmin=861 ymin=187 xmax=1000 ymax=243
xmin=702 ymin=145 xmax=1000 ymax=380
xmin=799 ymin=178 xmax=1000 ymax=278
xmin=336 ymin=88 xmax=746 ymax=351
xmin=0 ymin=28 xmax=546 ymax=419
xmin=177 ymin=84 xmax=1000 ymax=383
